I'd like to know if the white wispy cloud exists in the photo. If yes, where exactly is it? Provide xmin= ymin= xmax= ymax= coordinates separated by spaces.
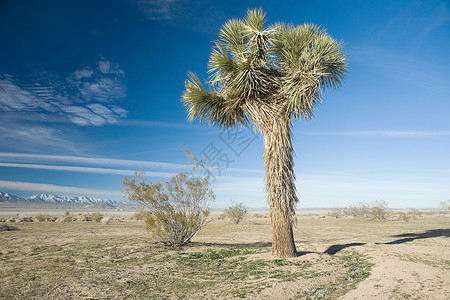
xmin=76 ymin=77 xmax=126 ymax=103
xmin=0 ymin=57 xmax=127 ymax=126
xmin=72 ymin=68 xmax=94 ymax=80
xmin=97 ymin=60 xmax=124 ymax=75
xmin=138 ymin=0 xmax=178 ymax=20
xmin=116 ymin=119 xmax=199 ymax=129
xmin=0 ymin=75 xmax=59 ymax=112
xmin=371 ymin=1 xmax=450 ymax=45
xmin=0 ymin=124 xmax=82 ymax=154
xmin=301 ymin=130 xmax=450 ymax=137
xmin=0 ymin=152 xmax=263 ymax=175
xmin=422 ymin=1 xmax=450 ymax=36
xmin=0 ymin=152 xmax=185 ymax=169
xmin=0 ymin=162 xmax=175 ymax=177
xmin=350 ymin=46 xmax=448 ymax=91
xmin=0 ymin=180 xmax=121 ymax=198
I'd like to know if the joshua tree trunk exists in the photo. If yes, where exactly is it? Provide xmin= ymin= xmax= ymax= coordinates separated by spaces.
xmin=246 ymin=101 xmax=298 ymax=258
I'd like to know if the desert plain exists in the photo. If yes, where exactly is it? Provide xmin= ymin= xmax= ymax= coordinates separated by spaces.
xmin=0 ymin=208 xmax=449 ymax=299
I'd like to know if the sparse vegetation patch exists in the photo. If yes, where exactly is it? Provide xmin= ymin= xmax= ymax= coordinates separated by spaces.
xmin=0 ymin=220 xmax=373 ymax=299
xmin=1 ymin=212 xmax=448 ymax=299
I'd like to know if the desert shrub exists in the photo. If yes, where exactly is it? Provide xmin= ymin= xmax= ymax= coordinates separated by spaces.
xmin=0 ymin=223 xmax=19 ymax=231
xmin=397 ymin=212 xmax=410 ymax=222
xmin=440 ymin=199 xmax=450 ymax=211
xmin=123 ymin=150 xmax=215 ymax=246
xmin=397 ymin=210 xmax=422 ymax=222
xmin=407 ymin=209 xmax=421 ymax=219
xmin=217 ymin=212 xmax=227 ymax=220
xmin=60 ymin=211 xmax=74 ymax=222
xmin=77 ymin=213 xmax=104 ymax=222
xmin=252 ymin=213 xmax=264 ymax=218
xmin=369 ymin=201 xmax=391 ymax=220
xmin=328 ymin=207 xmax=344 ymax=218
xmin=64 ymin=215 xmax=76 ymax=222
xmin=91 ymin=213 xmax=105 ymax=222
xmin=344 ymin=202 xmax=368 ymax=218
xmin=101 ymin=216 xmax=113 ymax=224
xmin=79 ymin=214 xmax=93 ymax=221
xmin=224 ymin=201 xmax=248 ymax=224
xmin=133 ymin=210 xmax=151 ymax=221
xmin=35 ymin=214 xmax=52 ymax=222
xmin=344 ymin=201 xmax=391 ymax=220
xmin=423 ymin=210 xmax=437 ymax=216
xmin=18 ymin=216 xmax=33 ymax=223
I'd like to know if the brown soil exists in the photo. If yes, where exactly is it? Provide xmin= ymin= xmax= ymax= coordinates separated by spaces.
xmin=0 ymin=212 xmax=448 ymax=299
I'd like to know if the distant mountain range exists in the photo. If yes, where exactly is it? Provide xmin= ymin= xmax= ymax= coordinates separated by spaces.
xmin=0 ymin=191 xmax=123 ymax=205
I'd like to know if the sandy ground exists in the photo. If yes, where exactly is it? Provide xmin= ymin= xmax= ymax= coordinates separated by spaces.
xmin=1 ymin=209 xmax=449 ymax=299
xmin=194 ymin=213 xmax=450 ymax=299
xmin=341 ymin=236 xmax=449 ymax=299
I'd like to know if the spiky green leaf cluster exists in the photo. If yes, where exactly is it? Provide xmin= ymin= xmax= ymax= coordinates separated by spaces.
xmin=182 ymin=8 xmax=347 ymax=125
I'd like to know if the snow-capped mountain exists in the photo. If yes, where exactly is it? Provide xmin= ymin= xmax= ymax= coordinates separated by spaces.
xmin=0 ymin=191 xmax=23 ymax=202
xmin=24 ymin=194 xmax=118 ymax=205
xmin=0 ymin=191 xmax=122 ymax=205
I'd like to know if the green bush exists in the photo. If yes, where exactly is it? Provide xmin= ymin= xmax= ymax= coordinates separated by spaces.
xmin=224 ymin=201 xmax=248 ymax=224
xmin=123 ymin=150 xmax=215 ymax=246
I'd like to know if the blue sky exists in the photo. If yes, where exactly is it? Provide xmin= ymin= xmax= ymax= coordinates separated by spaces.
xmin=0 ymin=0 xmax=449 ymax=208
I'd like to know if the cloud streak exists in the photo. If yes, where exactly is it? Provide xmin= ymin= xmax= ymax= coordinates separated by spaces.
xmin=0 ymin=123 xmax=82 ymax=154
xmin=0 ymin=152 xmax=263 ymax=174
xmin=0 ymin=162 xmax=175 ymax=177
xmin=0 ymin=152 xmax=185 ymax=169
xmin=138 ymin=0 xmax=178 ymax=20
xmin=350 ymin=46 xmax=448 ymax=91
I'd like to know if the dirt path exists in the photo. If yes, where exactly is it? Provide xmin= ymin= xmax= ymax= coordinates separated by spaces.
xmin=341 ymin=236 xmax=449 ymax=299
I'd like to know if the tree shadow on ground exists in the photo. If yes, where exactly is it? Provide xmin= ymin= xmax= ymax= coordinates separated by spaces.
xmin=378 ymin=228 xmax=450 ymax=245
xmin=323 ymin=242 xmax=367 ymax=255
xmin=300 ymin=228 xmax=449 ymax=256
xmin=190 ymin=229 xmax=449 ymax=256
xmin=296 ymin=251 xmax=317 ymax=256
xmin=296 ymin=243 xmax=368 ymax=257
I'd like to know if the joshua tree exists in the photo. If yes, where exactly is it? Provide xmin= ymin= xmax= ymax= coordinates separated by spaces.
xmin=182 ymin=9 xmax=347 ymax=257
